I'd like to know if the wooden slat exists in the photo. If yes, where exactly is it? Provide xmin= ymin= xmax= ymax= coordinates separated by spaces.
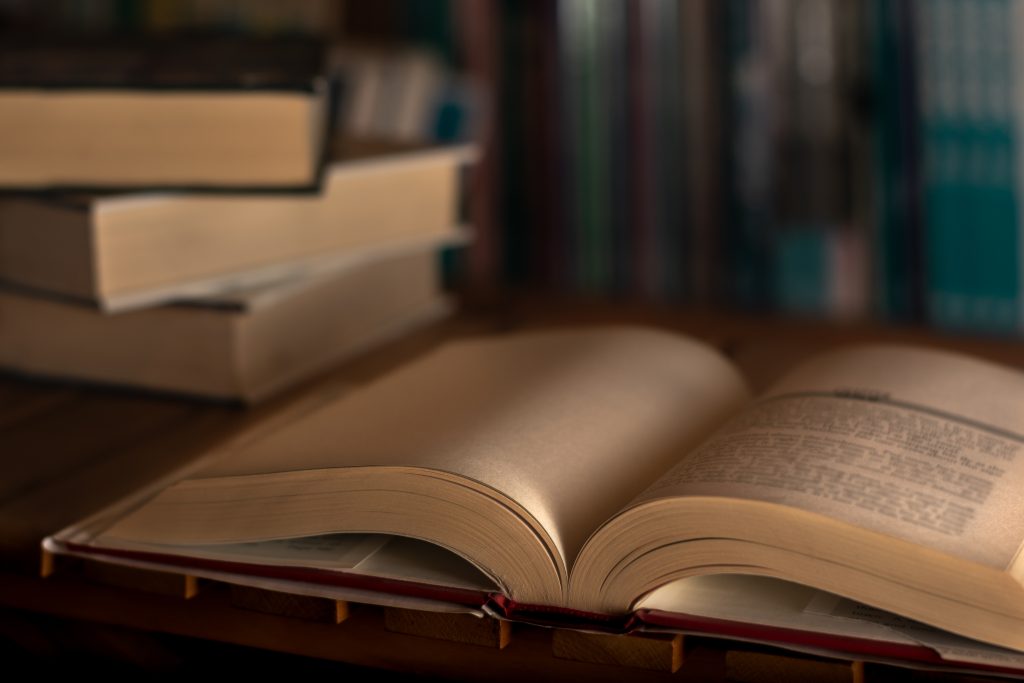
xmin=725 ymin=650 xmax=863 ymax=683
xmin=47 ymin=555 xmax=198 ymax=600
xmin=81 ymin=562 xmax=199 ymax=600
xmin=230 ymin=585 xmax=348 ymax=624
xmin=552 ymin=630 xmax=683 ymax=673
xmin=39 ymin=547 xmax=54 ymax=578
xmin=383 ymin=607 xmax=510 ymax=649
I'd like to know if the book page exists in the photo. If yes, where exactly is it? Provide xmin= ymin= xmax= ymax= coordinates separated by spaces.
xmin=636 ymin=346 xmax=1024 ymax=569
xmin=639 ymin=575 xmax=924 ymax=647
xmin=639 ymin=575 xmax=1024 ymax=668
xmin=135 ymin=328 xmax=749 ymax=569
xmin=804 ymin=592 xmax=1024 ymax=667
xmin=151 ymin=534 xmax=391 ymax=569
xmin=352 ymin=536 xmax=496 ymax=590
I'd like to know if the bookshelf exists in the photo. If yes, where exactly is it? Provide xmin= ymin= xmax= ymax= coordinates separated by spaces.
xmin=4 ymin=1 xmax=1021 ymax=339
xmin=478 ymin=0 xmax=1024 ymax=340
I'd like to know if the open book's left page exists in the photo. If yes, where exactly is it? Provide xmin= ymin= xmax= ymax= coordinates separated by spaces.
xmin=63 ymin=327 xmax=750 ymax=605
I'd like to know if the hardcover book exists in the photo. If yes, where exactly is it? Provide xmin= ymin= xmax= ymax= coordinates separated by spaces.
xmin=0 ymin=38 xmax=330 ymax=190
xmin=0 ymin=146 xmax=472 ymax=311
xmin=44 ymin=327 xmax=1024 ymax=674
xmin=0 ymin=242 xmax=456 ymax=402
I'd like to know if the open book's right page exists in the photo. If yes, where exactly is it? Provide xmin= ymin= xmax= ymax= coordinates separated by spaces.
xmin=636 ymin=346 xmax=1024 ymax=571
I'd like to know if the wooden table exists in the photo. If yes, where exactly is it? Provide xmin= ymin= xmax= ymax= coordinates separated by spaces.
xmin=2 ymin=301 xmax=1022 ymax=680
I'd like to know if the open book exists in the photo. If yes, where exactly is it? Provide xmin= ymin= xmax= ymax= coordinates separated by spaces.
xmin=45 ymin=328 xmax=1024 ymax=670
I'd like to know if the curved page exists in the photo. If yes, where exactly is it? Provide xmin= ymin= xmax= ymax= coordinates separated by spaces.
xmin=95 ymin=327 xmax=749 ymax=599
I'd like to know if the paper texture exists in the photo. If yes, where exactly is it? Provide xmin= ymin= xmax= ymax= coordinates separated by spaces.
xmin=640 ymin=346 xmax=1024 ymax=568
xmin=101 ymin=328 xmax=750 ymax=571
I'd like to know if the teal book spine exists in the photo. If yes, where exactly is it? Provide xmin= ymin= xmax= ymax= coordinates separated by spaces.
xmin=773 ymin=226 xmax=828 ymax=316
xmin=1014 ymin=0 xmax=1024 ymax=332
xmin=921 ymin=0 xmax=1020 ymax=333
xmin=974 ymin=0 xmax=1020 ymax=332
xmin=870 ymin=0 xmax=922 ymax=321
xmin=919 ymin=0 xmax=966 ymax=330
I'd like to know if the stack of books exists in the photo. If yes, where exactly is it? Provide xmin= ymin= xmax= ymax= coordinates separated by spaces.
xmin=0 ymin=40 xmax=472 ymax=402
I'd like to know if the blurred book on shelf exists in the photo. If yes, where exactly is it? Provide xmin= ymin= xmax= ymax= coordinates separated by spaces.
xmin=914 ymin=0 xmax=1021 ymax=334
xmin=6 ymin=0 xmax=1024 ymax=388
xmin=484 ymin=0 xmax=1024 ymax=337
xmin=491 ymin=0 xmax=867 ymax=319
xmin=329 ymin=45 xmax=478 ymax=147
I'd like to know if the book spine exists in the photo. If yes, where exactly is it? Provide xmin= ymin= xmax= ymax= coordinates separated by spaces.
xmin=457 ymin=0 xmax=503 ymax=301
xmin=870 ymin=0 xmax=924 ymax=322
xmin=557 ymin=0 xmax=585 ymax=293
xmin=772 ymin=0 xmax=857 ymax=319
xmin=680 ymin=0 xmax=722 ymax=305
xmin=835 ymin=0 xmax=873 ymax=321
xmin=1014 ymin=0 xmax=1024 ymax=331
xmin=537 ymin=0 xmax=568 ymax=291
xmin=498 ymin=0 xmax=530 ymax=287
xmin=722 ymin=0 xmax=777 ymax=310
xmin=605 ymin=0 xmax=631 ymax=296
xmin=651 ymin=0 xmax=687 ymax=301
xmin=578 ymin=0 xmax=613 ymax=294
xmin=917 ymin=0 xmax=957 ymax=329
xmin=919 ymin=0 xmax=1020 ymax=333
xmin=520 ymin=0 xmax=560 ymax=291
xmin=627 ymin=0 xmax=657 ymax=298
xmin=976 ymin=0 xmax=1020 ymax=333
